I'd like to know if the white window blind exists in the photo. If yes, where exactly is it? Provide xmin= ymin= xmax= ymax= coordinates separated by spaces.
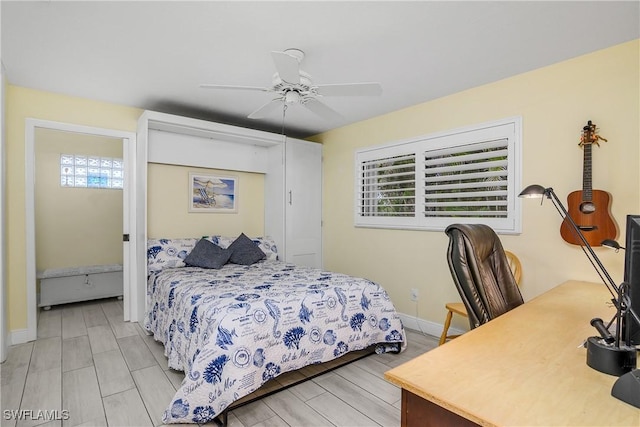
xmin=423 ymin=138 xmax=508 ymax=218
xmin=355 ymin=117 xmax=521 ymax=233
xmin=359 ymin=153 xmax=416 ymax=217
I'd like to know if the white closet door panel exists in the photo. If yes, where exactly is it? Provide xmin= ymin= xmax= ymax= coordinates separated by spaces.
xmin=264 ymin=144 xmax=285 ymax=258
xmin=286 ymin=139 xmax=322 ymax=267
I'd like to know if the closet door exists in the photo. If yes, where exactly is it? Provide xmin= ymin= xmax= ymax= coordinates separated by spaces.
xmin=285 ymin=139 xmax=322 ymax=267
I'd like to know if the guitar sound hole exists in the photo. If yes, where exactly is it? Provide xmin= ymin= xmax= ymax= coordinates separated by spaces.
xmin=580 ymin=202 xmax=596 ymax=214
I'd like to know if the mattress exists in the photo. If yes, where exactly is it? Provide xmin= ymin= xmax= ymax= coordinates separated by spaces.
xmin=144 ymin=260 xmax=406 ymax=424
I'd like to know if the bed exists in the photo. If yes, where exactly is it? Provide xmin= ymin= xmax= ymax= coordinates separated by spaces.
xmin=144 ymin=235 xmax=406 ymax=424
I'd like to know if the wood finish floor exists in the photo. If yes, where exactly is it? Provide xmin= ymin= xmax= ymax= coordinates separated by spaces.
xmin=1 ymin=298 xmax=438 ymax=427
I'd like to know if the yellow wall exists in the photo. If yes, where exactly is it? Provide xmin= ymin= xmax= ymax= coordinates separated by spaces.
xmin=147 ymin=163 xmax=264 ymax=239
xmin=313 ymin=40 xmax=640 ymax=331
xmin=6 ymin=86 xmax=141 ymax=331
xmin=6 ymin=40 xmax=639 ymax=337
xmin=6 ymin=86 xmax=269 ymax=334
xmin=35 ymin=129 xmax=123 ymax=270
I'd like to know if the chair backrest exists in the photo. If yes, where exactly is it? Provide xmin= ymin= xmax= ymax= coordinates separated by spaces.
xmin=445 ymin=224 xmax=524 ymax=329
xmin=504 ymin=250 xmax=522 ymax=285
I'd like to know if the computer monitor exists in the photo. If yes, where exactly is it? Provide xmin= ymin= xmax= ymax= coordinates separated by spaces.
xmin=623 ymin=214 xmax=640 ymax=345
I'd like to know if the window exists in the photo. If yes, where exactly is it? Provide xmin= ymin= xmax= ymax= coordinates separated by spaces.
xmin=355 ymin=117 xmax=521 ymax=233
xmin=60 ymin=154 xmax=124 ymax=189
xmin=360 ymin=153 xmax=416 ymax=217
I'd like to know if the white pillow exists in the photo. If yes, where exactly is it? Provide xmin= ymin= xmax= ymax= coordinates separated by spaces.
xmin=147 ymin=238 xmax=199 ymax=273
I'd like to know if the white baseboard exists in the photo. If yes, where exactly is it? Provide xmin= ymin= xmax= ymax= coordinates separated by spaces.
xmin=398 ymin=312 xmax=466 ymax=338
xmin=9 ymin=328 xmax=30 ymax=346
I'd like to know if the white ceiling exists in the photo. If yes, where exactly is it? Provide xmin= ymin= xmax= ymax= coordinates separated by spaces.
xmin=2 ymin=1 xmax=638 ymax=138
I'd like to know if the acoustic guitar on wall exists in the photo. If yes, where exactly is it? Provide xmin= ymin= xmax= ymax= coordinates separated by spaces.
xmin=560 ymin=120 xmax=616 ymax=246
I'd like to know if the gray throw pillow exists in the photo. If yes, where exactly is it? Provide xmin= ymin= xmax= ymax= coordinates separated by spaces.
xmin=184 ymin=238 xmax=231 ymax=269
xmin=228 ymin=233 xmax=266 ymax=265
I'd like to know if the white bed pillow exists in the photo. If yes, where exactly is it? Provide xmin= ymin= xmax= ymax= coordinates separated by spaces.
xmin=147 ymin=235 xmax=279 ymax=274
xmin=252 ymin=236 xmax=279 ymax=261
xmin=147 ymin=238 xmax=199 ymax=273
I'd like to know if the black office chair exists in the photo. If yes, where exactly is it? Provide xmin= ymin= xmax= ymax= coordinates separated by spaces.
xmin=445 ymin=224 xmax=524 ymax=330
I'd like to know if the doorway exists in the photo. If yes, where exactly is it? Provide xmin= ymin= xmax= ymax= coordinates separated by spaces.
xmin=35 ymin=128 xmax=124 ymax=308
xmin=25 ymin=119 xmax=137 ymax=342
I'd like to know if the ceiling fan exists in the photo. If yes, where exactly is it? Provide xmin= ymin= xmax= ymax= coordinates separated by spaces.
xmin=200 ymin=48 xmax=382 ymax=120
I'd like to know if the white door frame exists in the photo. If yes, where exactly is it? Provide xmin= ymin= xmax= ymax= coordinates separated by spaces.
xmin=1 ymin=62 xmax=7 ymax=361
xmin=24 ymin=119 xmax=137 ymax=342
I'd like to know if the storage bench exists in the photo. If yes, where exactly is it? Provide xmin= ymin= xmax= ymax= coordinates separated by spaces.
xmin=37 ymin=264 xmax=123 ymax=309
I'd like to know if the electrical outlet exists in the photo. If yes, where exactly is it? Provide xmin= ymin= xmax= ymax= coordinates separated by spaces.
xmin=410 ymin=288 xmax=419 ymax=301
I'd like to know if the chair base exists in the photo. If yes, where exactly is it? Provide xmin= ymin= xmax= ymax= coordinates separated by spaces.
xmin=438 ymin=303 xmax=466 ymax=345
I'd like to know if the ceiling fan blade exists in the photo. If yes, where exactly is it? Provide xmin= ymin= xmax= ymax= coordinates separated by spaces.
xmin=200 ymin=84 xmax=271 ymax=92
xmin=315 ymin=82 xmax=382 ymax=97
xmin=303 ymin=99 xmax=342 ymax=121
xmin=271 ymin=51 xmax=300 ymax=84
xmin=248 ymin=99 xmax=283 ymax=119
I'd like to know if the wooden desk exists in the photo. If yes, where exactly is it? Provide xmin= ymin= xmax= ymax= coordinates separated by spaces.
xmin=385 ymin=281 xmax=640 ymax=426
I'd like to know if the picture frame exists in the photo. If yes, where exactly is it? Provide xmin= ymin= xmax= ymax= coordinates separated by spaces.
xmin=188 ymin=173 xmax=238 ymax=213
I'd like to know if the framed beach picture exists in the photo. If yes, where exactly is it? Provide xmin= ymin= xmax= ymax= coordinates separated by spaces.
xmin=188 ymin=173 xmax=238 ymax=213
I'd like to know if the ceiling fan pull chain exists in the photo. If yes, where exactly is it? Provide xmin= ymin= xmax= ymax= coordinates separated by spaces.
xmin=281 ymin=103 xmax=288 ymax=142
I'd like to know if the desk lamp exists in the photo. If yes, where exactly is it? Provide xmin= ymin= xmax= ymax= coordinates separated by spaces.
xmin=518 ymin=185 xmax=638 ymax=378
xmin=602 ymin=239 xmax=625 ymax=252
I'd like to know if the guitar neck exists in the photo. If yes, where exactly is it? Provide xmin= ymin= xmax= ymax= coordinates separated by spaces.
xmin=583 ymin=142 xmax=593 ymax=201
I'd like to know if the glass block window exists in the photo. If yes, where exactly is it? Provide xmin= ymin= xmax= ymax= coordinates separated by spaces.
xmin=60 ymin=154 xmax=124 ymax=189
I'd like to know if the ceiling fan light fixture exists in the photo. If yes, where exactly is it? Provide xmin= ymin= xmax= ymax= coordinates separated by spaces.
xmin=285 ymin=91 xmax=301 ymax=104
xmin=272 ymin=71 xmax=312 ymax=92
xmin=200 ymin=48 xmax=382 ymax=121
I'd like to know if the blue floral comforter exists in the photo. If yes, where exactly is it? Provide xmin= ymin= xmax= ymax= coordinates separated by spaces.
xmin=144 ymin=261 xmax=405 ymax=424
